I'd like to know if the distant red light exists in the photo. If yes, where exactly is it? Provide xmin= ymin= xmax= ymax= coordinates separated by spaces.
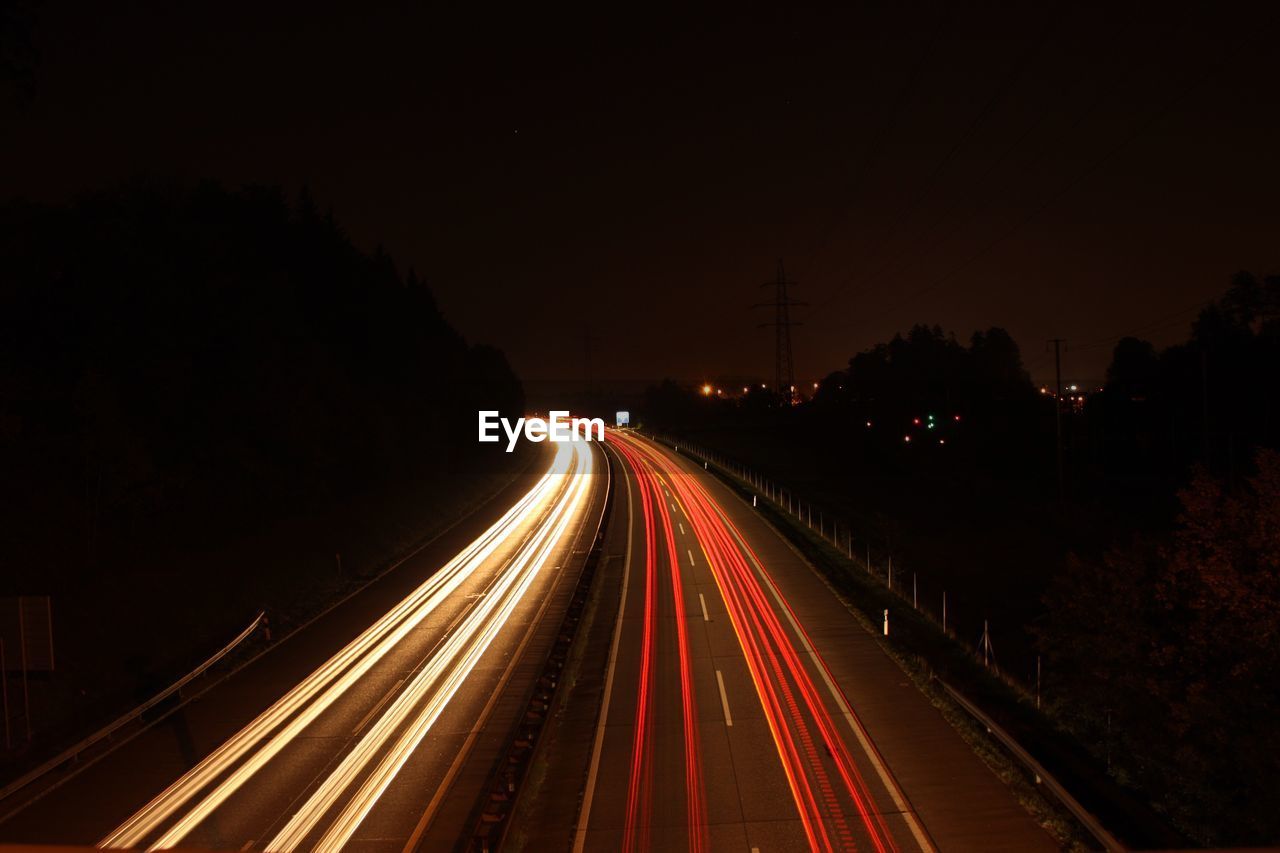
xmin=912 ymin=417 xmax=920 ymax=425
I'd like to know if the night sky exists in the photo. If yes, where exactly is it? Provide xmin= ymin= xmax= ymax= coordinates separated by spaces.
xmin=4 ymin=2 xmax=1278 ymax=388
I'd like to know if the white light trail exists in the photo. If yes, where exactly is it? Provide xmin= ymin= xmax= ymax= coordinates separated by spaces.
xmin=101 ymin=444 xmax=578 ymax=850
xmin=269 ymin=442 xmax=593 ymax=851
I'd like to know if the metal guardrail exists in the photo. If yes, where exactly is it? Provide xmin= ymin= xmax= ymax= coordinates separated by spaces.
xmin=0 ymin=610 xmax=265 ymax=805
xmin=661 ymin=429 xmax=1128 ymax=851
xmin=937 ymin=679 xmax=1126 ymax=852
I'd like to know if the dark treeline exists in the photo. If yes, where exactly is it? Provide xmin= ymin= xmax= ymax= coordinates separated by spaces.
xmin=1042 ymin=273 xmax=1280 ymax=845
xmin=1042 ymin=451 xmax=1280 ymax=844
xmin=1094 ymin=272 xmax=1280 ymax=486
xmin=0 ymin=179 xmax=522 ymax=616
xmin=642 ymin=274 xmax=1280 ymax=843
xmin=647 ymin=324 xmax=1045 ymax=484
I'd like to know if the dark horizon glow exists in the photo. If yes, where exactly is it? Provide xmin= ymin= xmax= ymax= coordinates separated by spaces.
xmin=4 ymin=4 xmax=1278 ymax=386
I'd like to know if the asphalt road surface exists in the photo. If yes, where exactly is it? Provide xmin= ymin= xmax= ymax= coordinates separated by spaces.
xmin=558 ymin=431 xmax=1057 ymax=853
xmin=0 ymin=441 xmax=606 ymax=852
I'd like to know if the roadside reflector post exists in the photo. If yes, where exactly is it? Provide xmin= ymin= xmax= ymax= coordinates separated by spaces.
xmin=883 ymin=609 xmax=889 ymax=636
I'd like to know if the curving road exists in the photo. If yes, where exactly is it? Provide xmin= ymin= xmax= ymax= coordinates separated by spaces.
xmin=551 ymin=430 xmax=1058 ymax=853
xmin=0 ymin=441 xmax=605 ymax=851
xmin=0 ymin=429 xmax=1061 ymax=852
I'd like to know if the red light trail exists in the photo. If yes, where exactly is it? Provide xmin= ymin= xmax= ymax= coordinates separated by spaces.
xmin=619 ymin=438 xmax=657 ymax=853
xmin=613 ymin=438 xmax=709 ymax=853
xmin=610 ymin=431 xmax=899 ymax=853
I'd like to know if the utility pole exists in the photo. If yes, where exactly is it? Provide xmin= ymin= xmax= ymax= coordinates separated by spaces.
xmin=754 ymin=260 xmax=805 ymax=404
xmin=1200 ymin=345 xmax=1210 ymax=465
xmin=1048 ymin=338 xmax=1066 ymax=501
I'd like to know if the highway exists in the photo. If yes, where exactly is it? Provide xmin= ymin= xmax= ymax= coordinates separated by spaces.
xmin=0 ymin=428 xmax=1060 ymax=852
xmin=0 ymin=440 xmax=605 ymax=851
xmin=556 ymin=431 xmax=1058 ymax=853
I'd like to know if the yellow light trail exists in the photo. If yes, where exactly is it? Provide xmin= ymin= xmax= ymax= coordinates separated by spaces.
xmin=268 ymin=442 xmax=593 ymax=851
xmin=101 ymin=443 xmax=581 ymax=851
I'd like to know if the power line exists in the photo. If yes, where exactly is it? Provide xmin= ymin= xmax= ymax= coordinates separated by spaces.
xmin=801 ymin=6 xmax=948 ymax=273
xmin=1048 ymin=338 xmax=1066 ymax=501
xmin=1069 ymin=298 xmax=1212 ymax=352
xmin=805 ymin=4 xmax=1172 ymax=324
xmin=857 ymin=51 xmax=1228 ymax=328
xmin=805 ymin=3 xmax=1064 ymax=316
xmin=807 ymin=38 xmax=1154 ymax=321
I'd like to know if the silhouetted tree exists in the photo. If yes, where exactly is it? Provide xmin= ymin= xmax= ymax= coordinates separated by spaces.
xmin=1097 ymin=271 xmax=1280 ymax=473
xmin=1106 ymin=336 xmax=1159 ymax=399
xmin=968 ymin=326 xmax=1033 ymax=399
xmin=1040 ymin=450 xmax=1280 ymax=843
xmin=0 ymin=180 xmax=523 ymax=592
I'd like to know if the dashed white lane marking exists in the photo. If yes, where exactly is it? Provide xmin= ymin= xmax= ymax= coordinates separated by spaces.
xmin=716 ymin=669 xmax=734 ymax=727
xmin=699 ymin=593 xmax=710 ymax=622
